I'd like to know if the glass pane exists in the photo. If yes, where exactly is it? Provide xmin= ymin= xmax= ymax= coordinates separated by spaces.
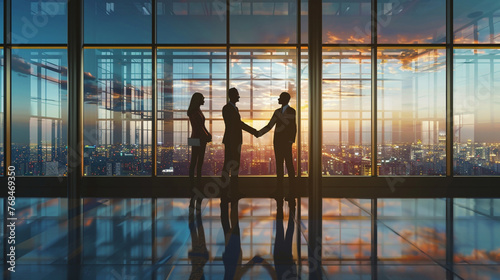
xmin=0 ymin=0 xmax=3 ymax=44
xmin=230 ymin=48 xmax=297 ymax=175
xmin=83 ymin=49 xmax=153 ymax=176
xmin=300 ymin=48 xmax=308 ymax=176
xmin=0 ymin=49 xmax=3 ymax=176
xmin=84 ymin=0 xmax=152 ymax=44
xmin=157 ymin=48 xmax=226 ymax=176
xmin=377 ymin=49 xmax=446 ymax=176
xmin=454 ymin=0 xmax=500 ymax=44
xmin=454 ymin=49 xmax=500 ymax=175
xmin=323 ymin=48 xmax=371 ymax=176
xmin=157 ymin=0 xmax=226 ymax=44
xmin=83 ymin=198 xmax=152 ymax=264
xmin=12 ymin=49 xmax=68 ymax=176
xmin=378 ymin=198 xmax=446 ymax=264
xmin=322 ymin=199 xmax=371 ymax=261
xmin=11 ymin=0 xmax=67 ymax=44
xmin=323 ymin=0 xmax=371 ymax=44
xmin=301 ymin=0 xmax=308 ymax=44
xmin=0 ymin=199 xmax=2 ymax=262
xmin=230 ymin=0 xmax=297 ymax=44
xmin=377 ymin=0 xmax=446 ymax=44
xmin=454 ymin=199 xmax=500 ymax=264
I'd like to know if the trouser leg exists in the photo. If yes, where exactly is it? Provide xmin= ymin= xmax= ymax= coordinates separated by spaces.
xmin=274 ymin=145 xmax=285 ymax=197
xmin=189 ymin=146 xmax=201 ymax=179
xmin=222 ymin=143 xmax=241 ymax=200
xmin=196 ymin=144 xmax=207 ymax=179
xmin=229 ymin=144 xmax=241 ymax=199
xmin=283 ymin=143 xmax=295 ymax=197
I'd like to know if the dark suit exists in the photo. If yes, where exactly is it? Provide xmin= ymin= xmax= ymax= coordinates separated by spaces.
xmin=260 ymin=106 xmax=297 ymax=192
xmin=222 ymin=103 xmax=256 ymax=197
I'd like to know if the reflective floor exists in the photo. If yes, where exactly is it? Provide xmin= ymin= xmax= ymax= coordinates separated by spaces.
xmin=2 ymin=198 xmax=500 ymax=279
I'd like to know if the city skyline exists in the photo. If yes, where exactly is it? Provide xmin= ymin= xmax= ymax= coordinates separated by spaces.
xmin=5 ymin=47 xmax=500 ymax=176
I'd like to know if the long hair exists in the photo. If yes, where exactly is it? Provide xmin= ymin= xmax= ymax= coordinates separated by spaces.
xmin=187 ymin=92 xmax=204 ymax=116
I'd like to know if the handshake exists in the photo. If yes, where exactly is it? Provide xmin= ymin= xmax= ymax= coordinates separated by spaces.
xmin=252 ymin=129 xmax=264 ymax=138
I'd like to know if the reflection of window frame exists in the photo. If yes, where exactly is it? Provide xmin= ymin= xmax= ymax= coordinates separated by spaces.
xmin=12 ymin=50 xmax=68 ymax=176
xmin=453 ymin=49 xmax=500 ymax=175
xmin=377 ymin=48 xmax=447 ymax=176
xmin=84 ymin=49 xmax=152 ymax=176
xmin=322 ymin=49 xmax=372 ymax=176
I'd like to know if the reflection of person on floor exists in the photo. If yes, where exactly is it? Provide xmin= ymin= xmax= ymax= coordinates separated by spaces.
xmin=221 ymin=199 xmax=241 ymax=279
xmin=273 ymin=199 xmax=298 ymax=279
xmin=221 ymin=199 xmax=276 ymax=280
xmin=188 ymin=198 xmax=209 ymax=280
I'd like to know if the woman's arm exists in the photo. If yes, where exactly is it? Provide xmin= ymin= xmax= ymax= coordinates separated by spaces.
xmin=189 ymin=112 xmax=205 ymax=136
xmin=200 ymin=111 xmax=212 ymax=142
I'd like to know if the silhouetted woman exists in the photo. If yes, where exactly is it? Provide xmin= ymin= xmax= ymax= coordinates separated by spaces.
xmin=188 ymin=92 xmax=212 ymax=202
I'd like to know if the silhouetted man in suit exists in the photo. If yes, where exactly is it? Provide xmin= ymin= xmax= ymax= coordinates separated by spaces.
xmin=222 ymin=88 xmax=257 ymax=199
xmin=258 ymin=92 xmax=297 ymax=200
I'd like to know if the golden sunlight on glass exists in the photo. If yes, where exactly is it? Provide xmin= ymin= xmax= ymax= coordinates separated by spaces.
xmin=377 ymin=48 xmax=446 ymax=176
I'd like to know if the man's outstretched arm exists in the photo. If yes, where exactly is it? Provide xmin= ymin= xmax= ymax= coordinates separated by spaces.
xmin=241 ymin=120 xmax=257 ymax=136
xmin=290 ymin=110 xmax=297 ymax=143
xmin=258 ymin=111 xmax=278 ymax=137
